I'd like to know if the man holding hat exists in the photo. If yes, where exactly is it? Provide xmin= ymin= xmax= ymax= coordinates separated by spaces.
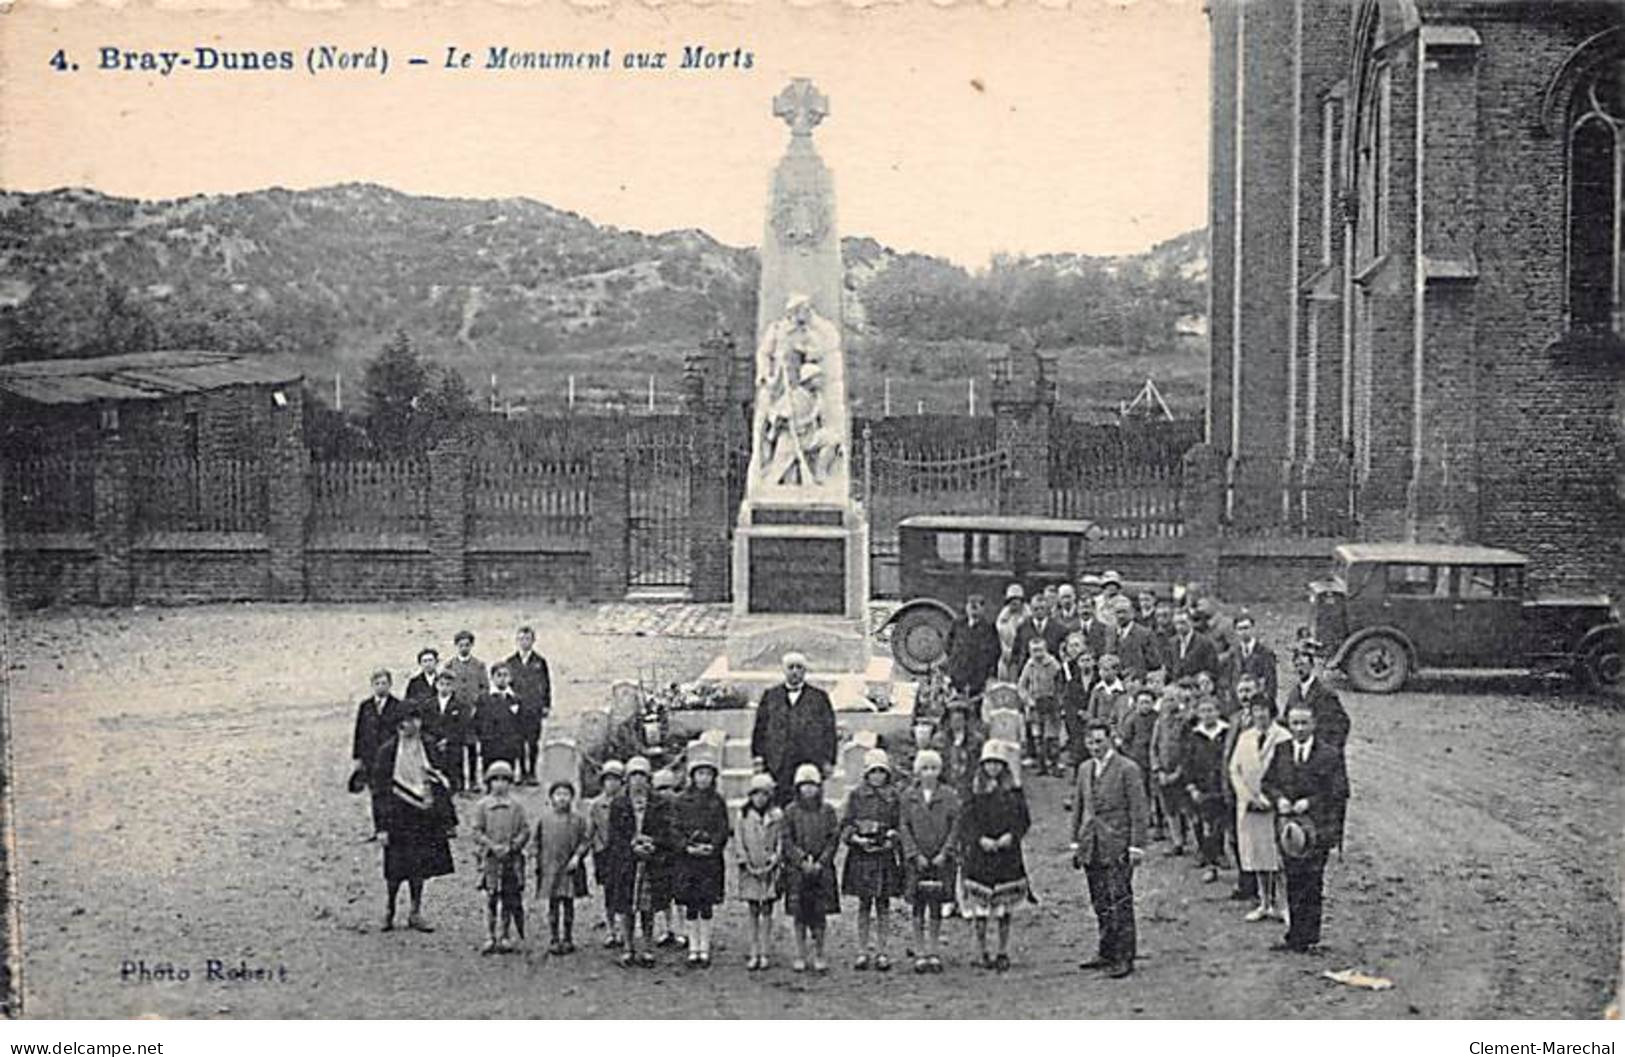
xmin=1261 ymin=706 xmax=1348 ymax=953
xmin=751 ymin=652 xmax=838 ymax=805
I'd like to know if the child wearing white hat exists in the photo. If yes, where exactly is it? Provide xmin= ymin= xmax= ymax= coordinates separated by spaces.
xmin=589 ymin=760 xmax=625 ymax=946
xmin=959 ymin=740 xmax=1033 ymax=972
xmin=840 ymin=748 xmax=902 ymax=971
xmin=737 ymin=772 xmax=784 ymax=970
xmin=671 ymin=745 xmax=731 ymax=967
xmin=470 ymin=760 xmax=529 ymax=954
xmin=899 ymin=749 xmax=961 ymax=973
xmin=782 ymin=763 xmax=840 ymax=974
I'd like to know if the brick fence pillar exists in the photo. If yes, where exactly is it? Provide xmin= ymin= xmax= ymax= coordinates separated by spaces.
xmin=990 ymin=339 xmax=1056 ymax=516
xmin=266 ymin=386 xmax=309 ymax=601
xmin=428 ymin=436 xmax=469 ymax=600
xmin=589 ymin=438 xmax=629 ymax=600
xmin=1181 ymin=442 xmax=1224 ymax=593
xmin=684 ymin=331 xmax=737 ymax=602
xmin=93 ymin=431 xmax=133 ymax=605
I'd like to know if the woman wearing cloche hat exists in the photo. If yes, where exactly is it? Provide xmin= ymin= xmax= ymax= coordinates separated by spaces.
xmin=840 ymin=748 xmax=903 ymax=971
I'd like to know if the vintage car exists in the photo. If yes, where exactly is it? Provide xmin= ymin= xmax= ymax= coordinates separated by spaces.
xmin=881 ymin=514 xmax=1177 ymax=675
xmin=1309 ymin=542 xmax=1621 ymax=693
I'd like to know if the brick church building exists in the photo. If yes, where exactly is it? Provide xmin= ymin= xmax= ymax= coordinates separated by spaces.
xmin=1207 ymin=0 xmax=1623 ymax=594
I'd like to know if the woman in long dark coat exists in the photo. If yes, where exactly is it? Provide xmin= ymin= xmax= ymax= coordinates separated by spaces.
xmin=603 ymin=757 xmax=672 ymax=967
xmin=372 ymin=705 xmax=455 ymax=932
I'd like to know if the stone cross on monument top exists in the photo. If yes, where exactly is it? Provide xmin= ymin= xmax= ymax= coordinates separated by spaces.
xmin=773 ymin=78 xmax=829 ymax=139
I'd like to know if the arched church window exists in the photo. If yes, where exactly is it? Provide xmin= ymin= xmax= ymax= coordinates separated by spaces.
xmin=1567 ymin=58 xmax=1624 ymax=335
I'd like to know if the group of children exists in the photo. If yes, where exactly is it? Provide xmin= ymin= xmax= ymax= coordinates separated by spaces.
xmin=466 ymin=735 xmax=1038 ymax=973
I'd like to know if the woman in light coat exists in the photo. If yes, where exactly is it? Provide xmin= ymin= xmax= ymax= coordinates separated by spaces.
xmin=1228 ymin=689 xmax=1292 ymax=922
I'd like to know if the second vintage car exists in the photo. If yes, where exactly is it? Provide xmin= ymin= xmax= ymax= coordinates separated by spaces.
xmin=1309 ymin=542 xmax=1621 ymax=693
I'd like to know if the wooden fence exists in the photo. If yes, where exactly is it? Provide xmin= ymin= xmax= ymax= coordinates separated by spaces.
xmin=310 ymin=458 xmax=431 ymax=537
xmin=132 ymin=456 xmax=267 ymax=533
xmin=1 ymin=454 xmax=95 ymax=533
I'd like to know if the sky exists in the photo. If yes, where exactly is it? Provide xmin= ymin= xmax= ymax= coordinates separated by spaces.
xmin=0 ymin=0 xmax=1210 ymax=268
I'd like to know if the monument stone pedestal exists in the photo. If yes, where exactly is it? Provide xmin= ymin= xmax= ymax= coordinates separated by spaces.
xmin=684 ymin=79 xmax=915 ymax=804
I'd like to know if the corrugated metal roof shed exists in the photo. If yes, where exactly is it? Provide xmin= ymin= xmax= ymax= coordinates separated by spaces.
xmin=0 ymin=351 xmax=303 ymax=405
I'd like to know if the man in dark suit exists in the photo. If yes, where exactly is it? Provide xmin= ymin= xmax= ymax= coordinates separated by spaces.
xmin=1074 ymin=588 xmax=1116 ymax=660
xmin=1229 ymin=612 xmax=1278 ymax=709
xmin=1013 ymin=593 xmax=1055 ymax=667
xmin=1192 ymin=596 xmax=1236 ymax=680
xmin=750 ymin=651 xmax=837 ymax=806
xmin=443 ymin=630 xmax=488 ymax=793
xmin=352 ymin=668 xmax=405 ymax=839
xmin=476 ymin=662 xmax=526 ymax=776
xmin=1262 ymin=705 xmax=1349 ymax=952
xmin=422 ymin=669 xmax=473 ymax=792
xmin=945 ymin=593 xmax=1002 ymax=697
xmin=1071 ymin=719 xmax=1150 ymax=978
xmin=1111 ymin=597 xmax=1162 ymax=680
xmin=402 ymin=647 xmax=441 ymax=709
xmin=505 ymin=625 xmax=552 ymax=785
xmin=1167 ymin=609 xmax=1220 ymax=682
xmin=1281 ymin=640 xmax=1351 ymax=756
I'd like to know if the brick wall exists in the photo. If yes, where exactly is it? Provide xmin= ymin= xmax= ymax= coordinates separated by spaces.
xmin=1465 ymin=15 xmax=1624 ymax=596
xmin=306 ymin=548 xmax=435 ymax=601
xmin=1234 ymin=0 xmax=1298 ymax=459
xmin=132 ymin=543 xmax=270 ymax=603
xmin=2 ymin=548 xmax=97 ymax=608
xmin=466 ymin=552 xmax=594 ymax=600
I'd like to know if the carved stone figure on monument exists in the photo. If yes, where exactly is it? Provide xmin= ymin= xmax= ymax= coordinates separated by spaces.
xmin=754 ymin=294 xmax=845 ymax=488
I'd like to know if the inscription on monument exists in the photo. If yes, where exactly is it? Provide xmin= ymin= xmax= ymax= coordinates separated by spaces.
xmin=746 ymin=537 xmax=844 ymax=614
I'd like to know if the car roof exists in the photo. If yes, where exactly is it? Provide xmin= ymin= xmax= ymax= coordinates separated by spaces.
xmin=1334 ymin=542 xmax=1528 ymax=566
xmin=898 ymin=514 xmax=1103 ymax=536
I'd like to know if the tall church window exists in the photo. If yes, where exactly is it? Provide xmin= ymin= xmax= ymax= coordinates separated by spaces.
xmin=1568 ymin=59 xmax=1624 ymax=335
xmin=1356 ymin=64 xmax=1391 ymax=263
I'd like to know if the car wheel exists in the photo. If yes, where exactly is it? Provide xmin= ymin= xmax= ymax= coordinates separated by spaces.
xmin=890 ymin=607 xmax=953 ymax=676
xmin=1579 ymin=640 xmax=1622 ymax=691
xmin=1345 ymin=634 xmax=1409 ymax=693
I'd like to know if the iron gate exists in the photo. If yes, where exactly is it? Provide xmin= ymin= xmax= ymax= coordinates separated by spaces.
xmin=626 ymin=418 xmax=695 ymax=592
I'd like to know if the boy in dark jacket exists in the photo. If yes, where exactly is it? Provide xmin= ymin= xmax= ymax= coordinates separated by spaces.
xmin=1181 ymin=696 xmax=1231 ymax=882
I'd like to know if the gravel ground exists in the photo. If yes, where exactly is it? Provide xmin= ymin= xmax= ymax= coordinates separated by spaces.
xmin=3 ymin=601 xmax=1620 ymax=1019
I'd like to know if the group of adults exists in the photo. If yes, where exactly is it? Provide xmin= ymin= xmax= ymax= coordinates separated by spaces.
xmin=347 ymin=627 xmax=554 ymax=931
xmin=938 ymin=572 xmax=1353 ymax=963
